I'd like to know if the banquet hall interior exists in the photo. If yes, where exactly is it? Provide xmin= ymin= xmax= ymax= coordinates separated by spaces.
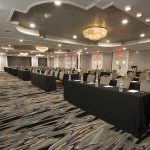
xmin=0 ymin=0 xmax=150 ymax=149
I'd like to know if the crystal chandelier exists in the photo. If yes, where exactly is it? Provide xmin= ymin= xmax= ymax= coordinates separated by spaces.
xmin=83 ymin=26 xmax=108 ymax=41
xmin=36 ymin=46 xmax=48 ymax=52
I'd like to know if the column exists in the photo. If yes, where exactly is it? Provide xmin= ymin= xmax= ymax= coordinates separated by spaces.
xmin=0 ymin=54 xmax=8 ymax=71
xmin=77 ymin=50 xmax=82 ymax=71
xmin=31 ymin=56 xmax=38 ymax=67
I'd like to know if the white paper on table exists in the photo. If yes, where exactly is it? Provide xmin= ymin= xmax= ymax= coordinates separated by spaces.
xmin=74 ymin=80 xmax=81 ymax=82
xmin=87 ymin=82 xmax=95 ymax=85
xmin=103 ymin=85 xmax=114 ymax=88
xmin=127 ymin=90 xmax=139 ymax=93
xmin=131 ymin=81 xmax=139 ymax=83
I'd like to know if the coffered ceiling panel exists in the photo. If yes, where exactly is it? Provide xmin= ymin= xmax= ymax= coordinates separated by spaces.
xmin=0 ymin=0 xmax=150 ymax=55
xmin=10 ymin=3 xmax=150 ymax=44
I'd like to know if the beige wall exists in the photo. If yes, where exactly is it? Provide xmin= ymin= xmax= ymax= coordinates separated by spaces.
xmin=91 ymin=53 xmax=103 ymax=69
xmin=7 ymin=56 xmax=31 ymax=66
xmin=103 ymin=53 xmax=112 ymax=71
xmin=81 ymin=54 xmax=92 ymax=70
xmin=48 ymin=58 xmax=54 ymax=67
xmin=112 ymin=51 xmax=129 ymax=76
xmin=129 ymin=50 xmax=150 ymax=70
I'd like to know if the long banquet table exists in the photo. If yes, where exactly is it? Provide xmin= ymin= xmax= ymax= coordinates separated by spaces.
xmin=64 ymin=80 xmax=150 ymax=138
xmin=8 ymin=68 xmax=18 ymax=76
xmin=63 ymin=74 xmax=79 ymax=81
xmin=109 ymin=80 xmax=140 ymax=90
xmin=31 ymin=73 xmax=56 ymax=92
xmin=17 ymin=70 xmax=31 ymax=81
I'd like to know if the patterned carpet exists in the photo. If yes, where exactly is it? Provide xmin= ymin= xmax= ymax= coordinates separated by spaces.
xmin=0 ymin=72 xmax=150 ymax=150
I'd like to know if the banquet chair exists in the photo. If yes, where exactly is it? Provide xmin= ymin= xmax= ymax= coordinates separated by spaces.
xmin=54 ymin=70 xmax=59 ymax=79
xmin=100 ymin=75 xmax=111 ymax=85
xmin=49 ymin=69 xmax=54 ymax=76
xmin=73 ymin=70 xmax=79 ymax=74
xmin=139 ymin=74 xmax=148 ymax=82
xmin=79 ymin=70 xmax=84 ymax=78
xmin=56 ymin=71 xmax=64 ymax=88
xmin=140 ymin=80 xmax=150 ymax=92
xmin=44 ymin=68 xmax=50 ymax=75
xmin=87 ymin=74 xmax=95 ymax=83
xmin=64 ymin=69 xmax=69 ymax=74
xmin=111 ymin=70 xmax=118 ymax=80
xmin=126 ymin=72 xmax=134 ymax=80
xmin=116 ymin=77 xmax=131 ymax=89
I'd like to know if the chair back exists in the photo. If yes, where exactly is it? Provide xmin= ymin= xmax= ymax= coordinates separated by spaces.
xmin=100 ymin=75 xmax=111 ymax=85
xmin=111 ymin=72 xmax=118 ymax=80
xmin=87 ymin=74 xmax=95 ymax=83
xmin=79 ymin=70 xmax=84 ymax=77
xmin=54 ymin=71 xmax=59 ymax=78
xmin=59 ymin=71 xmax=64 ymax=81
xmin=140 ymin=80 xmax=150 ymax=92
xmin=73 ymin=70 xmax=79 ymax=74
xmin=117 ymin=78 xmax=131 ymax=89
xmin=49 ymin=70 xmax=53 ymax=76
xmin=139 ymin=74 xmax=148 ymax=82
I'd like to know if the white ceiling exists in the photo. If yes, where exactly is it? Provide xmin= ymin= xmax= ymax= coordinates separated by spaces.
xmin=0 ymin=0 xmax=150 ymax=55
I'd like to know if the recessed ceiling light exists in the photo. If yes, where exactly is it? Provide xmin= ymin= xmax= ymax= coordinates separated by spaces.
xmin=73 ymin=35 xmax=77 ymax=39
xmin=106 ymin=40 xmax=110 ymax=43
xmin=123 ymin=47 xmax=127 ymax=50
xmin=140 ymin=33 xmax=145 ymax=38
xmin=86 ymin=51 xmax=88 ymax=54
xmin=51 ymin=56 xmax=54 ymax=58
xmin=125 ymin=5 xmax=131 ymax=11
xmin=122 ymin=19 xmax=128 ymax=25
xmin=136 ymin=12 xmax=142 ymax=18
xmin=8 ymin=44 xmax=11 ymax=47
xmin=145 ymin=18 xmax=150 ymax=22
xmin=58 ymin=44 xmax=62 ymax=47
xmin=123 ymin=60 xmax=126 ymax=64
xmin=30 ymin=23 xmax=35 ymax=28
xmin=54 ymin=0 xmax=62 ymax=6
xmin=84 ymin=47 xmax=87 ymax=50
xmin=97 ymin=51 xmax=100 ymax=53
xmin=19 ymin=39 xmax=23 ymax=42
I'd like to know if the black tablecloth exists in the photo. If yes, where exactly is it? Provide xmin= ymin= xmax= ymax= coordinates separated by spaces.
xmin=17 ymin=70 xmax=31 ymax=81
xmin=64 ymin=81 xmax=150 ymax=137
xmin=10 ymin=68 xmax=18 ymax=76
xmin=109 ymin=80 xmax=140 ymax=90
xmin=4 ymin=67 xmax=18 ymax=76
xmin=4 ymin=67 xmax=9 ymax=72
xmin=63 ymin=74 xmax=79 ymax=81
xmin=31 ymin=73 xmax=56 ymax=92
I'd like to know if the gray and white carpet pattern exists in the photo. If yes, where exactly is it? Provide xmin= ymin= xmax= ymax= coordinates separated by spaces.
xmin=0 ymin=72 xmax=150 ymax=150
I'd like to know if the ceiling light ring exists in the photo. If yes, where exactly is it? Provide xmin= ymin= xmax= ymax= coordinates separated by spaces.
xmin=83 ymin=26 xmax=108 ymax=41
xmin=36 ymin=45 xmax=49 ymax=52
